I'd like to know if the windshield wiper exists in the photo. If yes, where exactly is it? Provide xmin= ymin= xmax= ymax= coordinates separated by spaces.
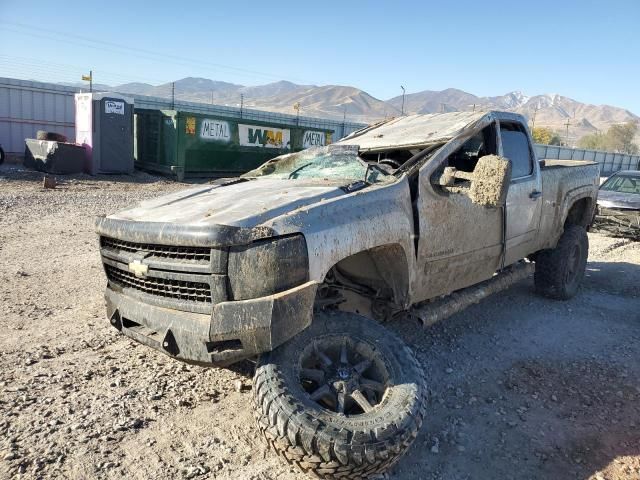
xmin=287 ymin=162 xmax=314 ymax=179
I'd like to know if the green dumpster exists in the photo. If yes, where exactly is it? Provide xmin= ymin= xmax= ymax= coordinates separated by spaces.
xmin=134 ymin=109 xmax=333 ymax=180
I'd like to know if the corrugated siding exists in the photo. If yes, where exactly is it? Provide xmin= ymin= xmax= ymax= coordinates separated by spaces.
xmin=0 ymin=78 xmax=77 ymax=152
xmin=0 ymin=77 xmax=366 ymax=153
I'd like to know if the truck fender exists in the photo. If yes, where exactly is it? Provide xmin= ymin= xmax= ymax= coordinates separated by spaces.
xmin=551 ymin=186 xmax=596 ymax=247
xmin=318 ymin=243 xmax=412 ymax=312
xmin=560 ymin=187 xmax=596 ymax=227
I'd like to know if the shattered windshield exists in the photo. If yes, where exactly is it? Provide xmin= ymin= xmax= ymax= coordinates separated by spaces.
xmin=242 ymin=145 xmax=393 ymax=184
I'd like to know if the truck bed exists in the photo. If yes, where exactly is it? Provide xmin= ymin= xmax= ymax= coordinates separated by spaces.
xmin=537 ymin=160 xmax=600 ymax=251
xmin=541 ymin=159 xmax=599 ymax=169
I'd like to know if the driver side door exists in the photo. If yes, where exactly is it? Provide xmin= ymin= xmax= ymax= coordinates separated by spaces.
xmin=412 ymin=122 xmax=504 ymax=303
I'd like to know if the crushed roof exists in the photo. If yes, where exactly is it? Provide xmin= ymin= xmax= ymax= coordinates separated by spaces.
xmin=338 ymin=111 xmax=489 ymax=152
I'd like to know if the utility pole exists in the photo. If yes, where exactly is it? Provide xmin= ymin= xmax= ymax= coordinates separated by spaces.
xmin=294 ymin=102 xmax=301 ymax=125
xmin=171 ymin=82 xmax=175 ymax=109
xmin=564 ymin=118 xmax=571 ymax=146
xmin=400 ymin=85 xmax=406 ymax=116
xmin=211 ymin=90 xmax=214 ymax=104
xmin=240 ymin=94 xmax=244 ymax=118
xmin=531 ymin=105 xmax=539 ymax=131
xmin=342 ymin=107 xmax=346 ymax=137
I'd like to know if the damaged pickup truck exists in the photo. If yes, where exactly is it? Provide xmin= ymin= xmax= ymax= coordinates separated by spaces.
xmin=96 ymin=111 xmax=600 ymax=479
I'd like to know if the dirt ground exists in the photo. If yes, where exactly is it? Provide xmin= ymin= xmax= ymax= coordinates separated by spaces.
xmin=1 ymin=164 xmax=639 ymax=480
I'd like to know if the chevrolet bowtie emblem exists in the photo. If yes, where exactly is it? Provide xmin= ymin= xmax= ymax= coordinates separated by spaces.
xmin=128 ymin=260 xmax=149 ymax=278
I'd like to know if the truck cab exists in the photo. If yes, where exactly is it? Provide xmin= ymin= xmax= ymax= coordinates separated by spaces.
xmin=413 ymin=112 xmax=544 ymax=298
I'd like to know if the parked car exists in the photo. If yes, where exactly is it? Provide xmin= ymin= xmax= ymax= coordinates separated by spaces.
xmin=592 ymin=170 xmax=640 ymax=240
xmin=95 ymin=111 xmax=600 ymax=479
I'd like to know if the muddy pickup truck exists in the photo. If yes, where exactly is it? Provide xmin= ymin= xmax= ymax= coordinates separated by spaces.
xmin=96 ymin=111 xmax=600 ymax=479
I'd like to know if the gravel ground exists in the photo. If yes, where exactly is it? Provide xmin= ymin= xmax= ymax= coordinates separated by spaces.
xmin=1 ymin=164 xmax=639 ymax=480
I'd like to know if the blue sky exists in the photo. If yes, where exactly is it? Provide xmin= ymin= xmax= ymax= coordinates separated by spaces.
xmin=1 ymin=0 xmax=639 ymax=113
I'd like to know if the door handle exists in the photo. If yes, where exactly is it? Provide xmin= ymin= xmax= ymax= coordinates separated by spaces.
xmin=529 ymin=190 xmax=542 ymax=200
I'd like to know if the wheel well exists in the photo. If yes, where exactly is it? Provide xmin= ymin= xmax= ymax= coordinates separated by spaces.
xmin=564 ymin=197 xmax=593 ymax=229
xmin=315 ymin=244 xmax=410 ymax=321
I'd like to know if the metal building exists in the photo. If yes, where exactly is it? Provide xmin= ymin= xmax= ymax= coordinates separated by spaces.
xmin=0 ymin=78 xmax=76 ymax=156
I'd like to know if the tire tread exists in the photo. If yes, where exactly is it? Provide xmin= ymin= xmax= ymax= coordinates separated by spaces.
xmin=534 ymin=224 xmax=588 ymax=300
xmin=252 ymin=312 xmax=427 ymax=479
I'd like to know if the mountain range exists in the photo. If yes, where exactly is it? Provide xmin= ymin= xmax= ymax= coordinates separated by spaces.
xmin=68 ymin=77 xmax=639 ymax=144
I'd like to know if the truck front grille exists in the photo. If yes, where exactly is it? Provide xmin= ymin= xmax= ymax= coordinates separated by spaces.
xmin=101 ymin=237 xmax=211 ymax=263
xmin=105 ymin=264 xmax=212 ymax=303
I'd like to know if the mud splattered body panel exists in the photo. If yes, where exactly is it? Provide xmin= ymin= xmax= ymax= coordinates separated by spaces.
xmin=97 ymin=111 xmax=600 ymax=365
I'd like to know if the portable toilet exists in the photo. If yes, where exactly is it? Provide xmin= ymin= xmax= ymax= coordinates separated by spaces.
xmin=75 ymin=92 xmax=134 ymax=174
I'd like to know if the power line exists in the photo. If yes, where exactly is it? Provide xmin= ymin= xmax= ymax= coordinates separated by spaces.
xmin=0 ymin=21 xmax=321 ymax=86
xmin=1 ymin=56 xmax=271 ymax=106
xmin=0 ymin=54 xmax=170 ymax=86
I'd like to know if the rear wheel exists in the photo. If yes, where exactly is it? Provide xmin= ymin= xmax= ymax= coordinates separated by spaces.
xmin=534 ymin=224 xmax=588 ymax=300
xmin=253 ymin=311 xmax=427 ymax=479
xmin=0 ymin=145 xmax=4 ymax=165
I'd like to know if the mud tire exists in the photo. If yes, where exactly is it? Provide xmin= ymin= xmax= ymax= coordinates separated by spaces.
xmin=36 ymin=131 xmax=68 ymax=143
xmin=0 ymin=145 xmax=4 ymax=165
xmin=534 ymin=224 xmax=588 ymax=300
xmin=252 ymin=311 xmax=427 ymax=479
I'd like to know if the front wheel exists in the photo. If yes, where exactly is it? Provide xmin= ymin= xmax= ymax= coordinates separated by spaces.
xmin=534 ymin=224 xmax=589 ymax=300
xmin=253 ymin=311 xmax=427 ymax=479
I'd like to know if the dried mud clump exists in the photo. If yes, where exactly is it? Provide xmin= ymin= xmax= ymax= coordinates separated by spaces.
xmin=470 ymin=155 xmax=512 ymax=207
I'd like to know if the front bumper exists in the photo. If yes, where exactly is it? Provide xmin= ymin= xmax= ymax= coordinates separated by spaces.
xmin=106 ymin=281 xmax=317 ymax=367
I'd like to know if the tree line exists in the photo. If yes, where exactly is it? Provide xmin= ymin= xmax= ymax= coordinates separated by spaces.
xmin=577 ymin=122 xmax=639 ymax=154
xmin=531 ymin=122 xmax=639 ymax=154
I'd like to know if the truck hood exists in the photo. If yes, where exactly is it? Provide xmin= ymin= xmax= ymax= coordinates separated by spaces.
xmin=110 ymin=178 xmax=346 ymax=228
xmin=597 ymin=190 xmax=640 ymax=210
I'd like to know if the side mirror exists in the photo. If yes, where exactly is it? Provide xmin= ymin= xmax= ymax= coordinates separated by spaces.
xmin=434 ymin=155 xmax=512 ymax=208
xmin=470 ymin=155 xmax=512 ymax=207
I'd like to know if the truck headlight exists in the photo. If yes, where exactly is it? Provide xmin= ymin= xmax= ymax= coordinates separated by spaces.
xmin=227 ymin=235 xmax=308 ymax=300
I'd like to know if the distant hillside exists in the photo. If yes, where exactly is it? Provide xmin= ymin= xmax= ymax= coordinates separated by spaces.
xmin=388 ymin=89 xmax=639 ymax=144
xmin=244 ymin=85 xmax=401 ymax=122
xmin=241 ymin=80 xmax=311 ymax=99
xmin=111 ymin=82 xmax=154 ymax=95
xmin=108 ymin=77 xmax=397 ymax=122
xmin=64 ymin=76 xmax=639 ymax=145
xmin=389 ymin=88 xmax=483 ymax=114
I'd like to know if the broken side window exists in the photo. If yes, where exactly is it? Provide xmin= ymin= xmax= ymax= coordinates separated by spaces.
xmin=447 ymin=125 xmax=497 ymax=174
xmin=431 ymin=124 xmax=498 ymax=189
